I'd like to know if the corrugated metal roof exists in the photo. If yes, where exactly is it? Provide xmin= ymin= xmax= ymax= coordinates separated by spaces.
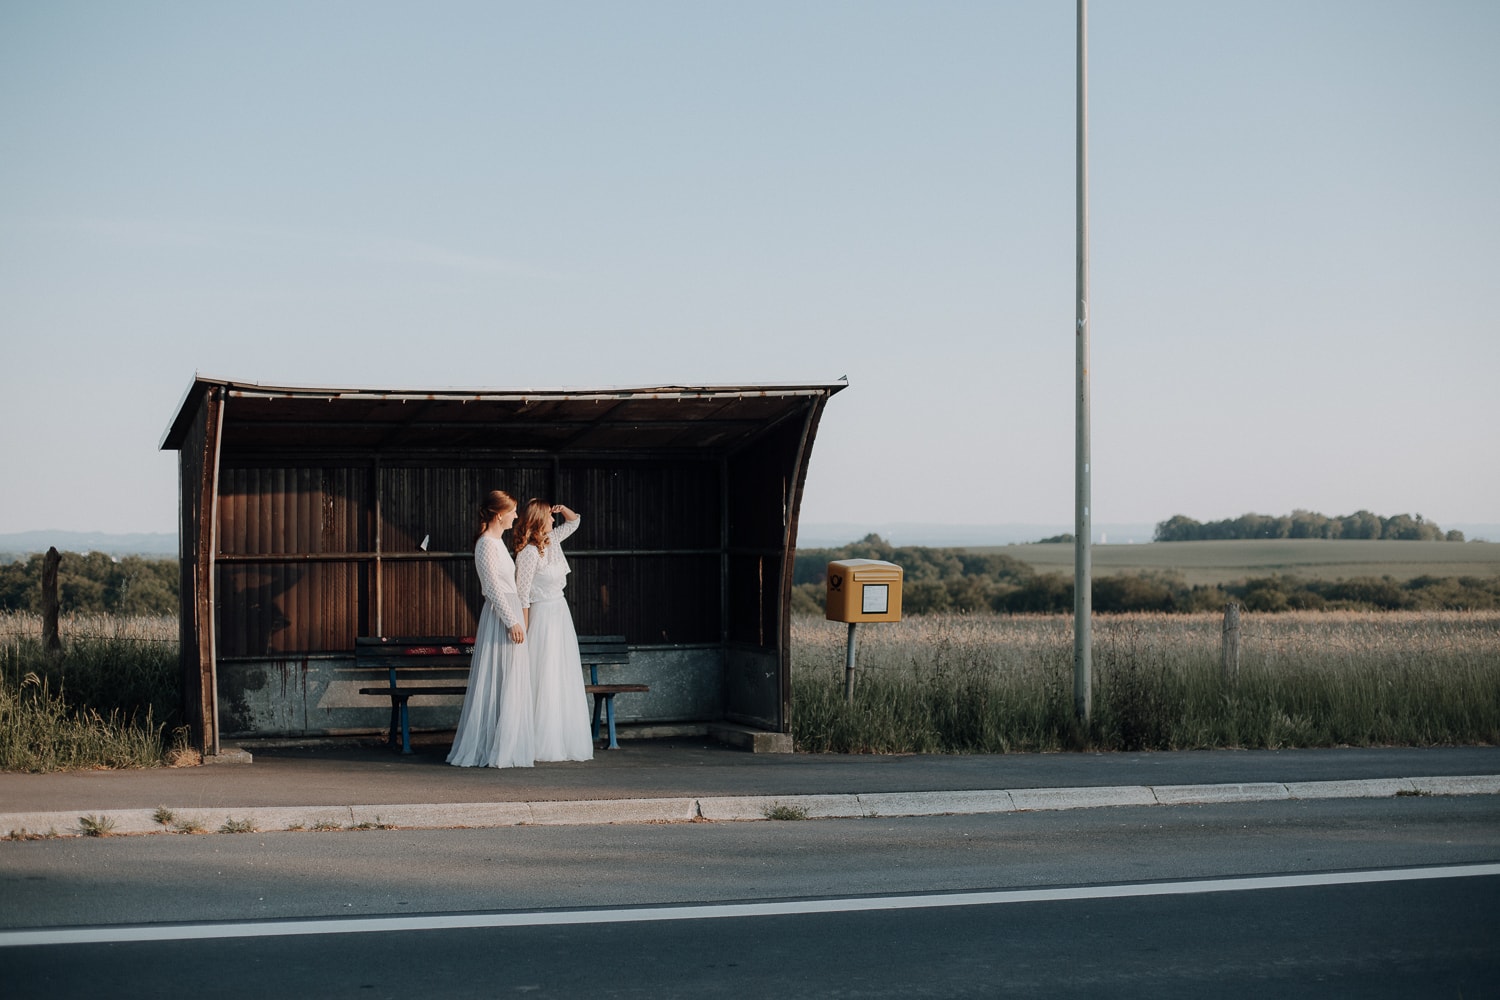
xmin=161 ymin=375 xmax=847 ymax=454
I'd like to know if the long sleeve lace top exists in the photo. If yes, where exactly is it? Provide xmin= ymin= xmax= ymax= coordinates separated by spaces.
xmin=474 ymin=534 xmax=522 ymax=629
xmin=514 ymin=515 xmax=580 ymax=609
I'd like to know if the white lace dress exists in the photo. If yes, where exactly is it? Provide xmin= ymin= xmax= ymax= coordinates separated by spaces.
xmin=447 ymin=533 xmax=535 ymax=768
xmin=515 ymin=515 xmax=594 ymax=762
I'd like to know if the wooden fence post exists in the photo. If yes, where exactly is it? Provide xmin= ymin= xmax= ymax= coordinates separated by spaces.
xmin=1221 ymin=601 xmax=1241 ymax=680
xmin=41 ymin=546 xmax=62 ymax=654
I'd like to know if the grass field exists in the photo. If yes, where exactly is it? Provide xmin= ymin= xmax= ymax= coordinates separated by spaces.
xmin=4 ymin=608 xmax=1497 ymax=767
xmin=791 ymin=610 xmax=1500 ymax=752
xmin=975 ymin=539 xmax=1500 ymax=587
xmin=1 ymin=613 xmax=180 ymax=772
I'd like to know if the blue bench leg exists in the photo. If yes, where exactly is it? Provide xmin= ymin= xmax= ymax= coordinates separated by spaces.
xmin=603 ymin=693 xmax=620 ymax=750
xmin=400 ymin=697 xmax=413 ymax=755
xmin=589 ymin=693 xmax=622 ymax=749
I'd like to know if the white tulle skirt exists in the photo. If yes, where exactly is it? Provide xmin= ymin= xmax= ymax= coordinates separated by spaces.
xmin=527 ymin=597 xmax=595 ymax=762
xmin=447 ymin=604 xmax=535 ymax=768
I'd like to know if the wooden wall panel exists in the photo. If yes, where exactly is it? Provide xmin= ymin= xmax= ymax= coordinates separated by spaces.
xmin=379 ymin=558 xmax=479 ymax=640
xmin=567 ymin=554 xmax=719 ymax=645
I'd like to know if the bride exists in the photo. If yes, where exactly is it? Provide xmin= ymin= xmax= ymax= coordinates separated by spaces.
xmin=447 ymin=490 xmax=534 ymax=768
xmin=513 ymin=499 xmax=594 ymax=762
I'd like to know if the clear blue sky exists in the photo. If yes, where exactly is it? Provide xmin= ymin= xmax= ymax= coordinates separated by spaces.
xmin=3 ymin=1 xmax=1497 ymax=537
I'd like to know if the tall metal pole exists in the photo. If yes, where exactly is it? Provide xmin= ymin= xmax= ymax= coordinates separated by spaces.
xmin=843 ymin=622 xmax=859 ymax=705
xmin=1074 ymin=0 xmax=1093 ymax=723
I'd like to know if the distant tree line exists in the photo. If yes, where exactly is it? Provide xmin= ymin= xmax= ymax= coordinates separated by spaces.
xmin=1153 ymin=510 xmax=1464 ymax=543
xmin=792 ymin=535 xmax=1500 ymax=616
xmin=5 ymin=540 xmax=1494 ymax=620
xmin=0 ymin=552 xmax=178 ymax=616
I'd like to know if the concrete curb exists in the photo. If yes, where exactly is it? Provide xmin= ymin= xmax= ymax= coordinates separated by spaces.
xmin=1409 ymin=775 xmax=1500 ymax=796
xmin=1012 ymin=785 xmax=1159 ymax=811
xmin=858 ymin=790 xmax=1016 ymax=818
xmin=5 ymin=775 xmax=1497 ymax=839
xmin=698 ymin=794 xmax=863 ymax=821
xmin=1284 ymin=778 xmax=1416 ymax=800
xmin=1151 ymin=782 xmax=1291 ymax=806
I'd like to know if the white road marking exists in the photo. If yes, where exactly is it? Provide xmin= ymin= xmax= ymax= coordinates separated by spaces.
xmin=4 ymin=863 xmax=1497 ymax=949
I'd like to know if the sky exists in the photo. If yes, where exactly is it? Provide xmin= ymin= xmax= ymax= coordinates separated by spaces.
xmin=2 ymin=1 xmax=1497 ymax=540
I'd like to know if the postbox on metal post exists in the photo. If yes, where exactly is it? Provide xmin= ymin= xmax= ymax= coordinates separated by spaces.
xmin=825 ymin=559 xmax=904 ymax=704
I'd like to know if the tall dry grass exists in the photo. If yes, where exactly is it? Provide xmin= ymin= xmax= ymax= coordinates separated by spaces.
xmin=791 ymin=611 xmax=1500 ymax=753
xmin=0 ymin=611 xmax=177 ymax=644
xmin=1 ymin=612 xmax=179 ymax=772
xmin=5 ymin=610 xmax=1496 ymax=766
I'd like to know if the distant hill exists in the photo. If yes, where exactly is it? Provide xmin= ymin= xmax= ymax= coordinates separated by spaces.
xmin=798 ymin=521 xmax=1499 ymax=547
xmin=1 ymin=521 xmax=1492 ymax=562
xmin=0 ymin=531 xmax=177 ymax=560
xmin=978 ymin=538 xmax=1500 ymax=587
xmin=797 ymin=522 xmax=1157 ymax=547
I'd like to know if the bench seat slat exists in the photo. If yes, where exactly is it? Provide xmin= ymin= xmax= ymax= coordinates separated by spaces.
xmin=363 ymin=661 xmax=468 ymax=668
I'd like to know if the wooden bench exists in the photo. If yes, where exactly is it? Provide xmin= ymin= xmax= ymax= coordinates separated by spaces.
xmin=357 ymin=636 xmax=473 ymax=754
xmin=357 ymin=634 xmax=648 ymax=753
xmin=579 ymin=635 xmax=649 ymax=751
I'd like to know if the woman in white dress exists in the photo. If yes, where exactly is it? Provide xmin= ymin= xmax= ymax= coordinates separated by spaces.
xmin=447 ymin=490 xmax=535 ymax=768
xmin=513 ymin=500 xmax=594 ymax=762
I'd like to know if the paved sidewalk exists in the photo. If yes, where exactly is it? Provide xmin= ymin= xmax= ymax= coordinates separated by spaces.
xmin=2 ymin=738 xmax=1497 ymax=837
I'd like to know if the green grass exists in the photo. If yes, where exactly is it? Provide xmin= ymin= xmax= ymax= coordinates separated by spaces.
xmin=76 ymin=814 xmax=116 ymax=837
xmin=1 ymin=674 xmax=168 ymax=771
xmin=791 ymin=612 xmax=1500 ymax=753
xmin=1 ymin=613 xmax=177 ymax=772
xmin=350 ymin=818 xmax=395 ymax=831
xmin=981 ymin=540 xmax=1500 ymax=587
xmin=6 ymin=609 xmax=1497 ymax=767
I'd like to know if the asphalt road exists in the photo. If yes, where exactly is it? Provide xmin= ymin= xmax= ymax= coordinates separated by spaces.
xmin=7 ymin=875 xmax=1495 ymax=999
xmin=4 ymin=796 xmax=1498 ymax=923
xmin=4 ymin=796 xmax=1499 ymax=997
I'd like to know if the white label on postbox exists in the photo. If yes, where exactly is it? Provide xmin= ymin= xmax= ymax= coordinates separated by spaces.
xmin=861 ymin=583 xmax=889 ymax=615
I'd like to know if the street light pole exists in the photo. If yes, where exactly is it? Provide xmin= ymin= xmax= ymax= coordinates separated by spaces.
xmin=1074 ymin=0 xmax=1093 ymax=723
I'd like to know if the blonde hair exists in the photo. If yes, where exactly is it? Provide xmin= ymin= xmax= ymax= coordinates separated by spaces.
xmin=476 ymin=490 xmax=517 ymax=540
xmin=511 ymin=498 xmax=555 ymax=554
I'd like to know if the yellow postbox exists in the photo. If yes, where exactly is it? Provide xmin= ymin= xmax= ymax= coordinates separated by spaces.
xmin=825 ymin=559 xmax=904 ymax=623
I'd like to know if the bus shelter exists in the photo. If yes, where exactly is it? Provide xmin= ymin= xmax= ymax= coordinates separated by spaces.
xmin=161 ymin=376 xmax=844 ymax=756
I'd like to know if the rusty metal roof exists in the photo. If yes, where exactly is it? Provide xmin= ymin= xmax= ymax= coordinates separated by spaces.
xmin=161 ymin=375 xmax=847 ymax=455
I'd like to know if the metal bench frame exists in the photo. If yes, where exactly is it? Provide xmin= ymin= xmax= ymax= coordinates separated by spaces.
xmin=579 ymin=635 xmax=648 ymax=751
xmin=356 ymin=636 xmax=472 ymax=754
